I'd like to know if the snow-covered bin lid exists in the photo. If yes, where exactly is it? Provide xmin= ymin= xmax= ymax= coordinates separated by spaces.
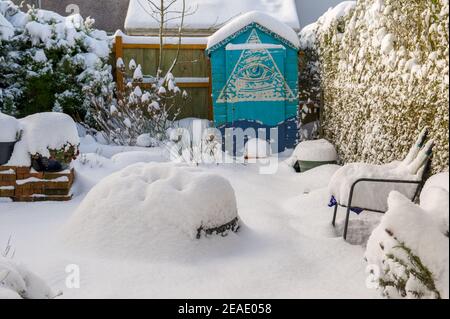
xmin=62 ymin=163 xmax=240 ymax=258
xmin=293 ymin=139 xmax=337 ymax=162
xmin=19 ymin=112 xmax=79 ymax=157
xmin=206 ymin=11 xmax=300 ymax=52
xmin=0 ymin=112 xmax=21 ymax=142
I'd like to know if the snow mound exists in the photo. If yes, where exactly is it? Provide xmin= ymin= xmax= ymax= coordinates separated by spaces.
xmin=328 ymin=161 xmax=423 ymax=211
xmin=245 ymin=138 xmax=270 ymax=159
xmin=7 ymin=112 xmax=79 ymax=166
xmin=207 ymin=11 xmax=300 ymax=51
xmin=111 ymin=151 xmax=163 ymax=168
xmin=420 ymin=172 xmax=449 ymax=235
xmin=0 ymin=112 xmax=21 ymax=142
xmin=0 ymin=256 xmax=57 ymax=299
xmin=292 ymin=139 xmax=337 ymax=162
xmin=366 ymin=191 xmax=449 ymax=299
xmin=62 ymin=163 xmax=240 ymax=259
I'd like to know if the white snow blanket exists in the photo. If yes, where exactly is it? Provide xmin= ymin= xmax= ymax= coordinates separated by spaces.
xmin=125 ymin=0 xmax=300 ymax=32
xmin=292 ymin=139 xmax=337 ymax=162
xmin=207 ymin=11 xmax=300 ymax=50
xmin=0 ymin=256 xmax=56 ymax=299
xmin=7 ymin=112 xmax=79 ymax=166
xmin=366 ymin=191 xmax=449 ymax=299
xmin=0 ymin=112 xmax=21 ymax=142
xmin=420 ymin=172 xmax=449 ymax=236
xmin=328 ymin=161 xmax=423 ymax=211
xmin=62 ymin=163 xmax=239 ymax=259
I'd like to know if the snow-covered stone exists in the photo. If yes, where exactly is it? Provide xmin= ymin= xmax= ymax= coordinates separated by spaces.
xmin=136 ymin=133 xmax=155 ymax=148
xmin=245 ymin=138 xmax=270 ymax=159
xmin=62 ymin=163 xmax=240 ymax=258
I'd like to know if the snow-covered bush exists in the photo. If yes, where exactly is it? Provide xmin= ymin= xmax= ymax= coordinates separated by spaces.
xmin=0 ymin=239 xmax=57 ymax=299
xmin=299 ymin=0 xmax=449 ymax=174
xmin=88 ymin=58 xmax=185 ymax=146
xmin=0 ymin=1 xmax=113 ymax=121
xmin=365 ymin=190 xmax=449 ymax=299
xmin=62 ymin=163 xmax=240 ymax=259
xmin=7 ymin=112 xmax=80 ymax=167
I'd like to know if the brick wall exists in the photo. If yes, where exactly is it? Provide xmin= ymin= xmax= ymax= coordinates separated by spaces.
xmin=0 ymin=166 xmax=74 ymax=202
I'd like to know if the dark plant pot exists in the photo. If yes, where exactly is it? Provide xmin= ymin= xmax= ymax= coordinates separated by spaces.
xmin=295 ymin=160 xmax=337 ymax=173
xmin=31 ymin=156 xmax=69 ymax=172
xmin=0 ymin=141 xmax=16 ymax=165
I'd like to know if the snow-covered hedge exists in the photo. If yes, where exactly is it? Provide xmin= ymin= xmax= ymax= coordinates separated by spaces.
xmin=0 ymin=1 xmax=113 ymax=122
xmin=299 ymin=0 xmax=449 ymax=174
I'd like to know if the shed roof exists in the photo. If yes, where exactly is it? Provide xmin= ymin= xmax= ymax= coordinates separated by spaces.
xmin=206 ymin=11 xmax=300 ymax=52
xmin=125 ymin=0 xmax=300 ymax=35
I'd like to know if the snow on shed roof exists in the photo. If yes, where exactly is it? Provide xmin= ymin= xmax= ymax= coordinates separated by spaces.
xmin=125 ymin=0 xmax=300 ymax=34
xmin=206 ymin=11 xmax=300 ymax=52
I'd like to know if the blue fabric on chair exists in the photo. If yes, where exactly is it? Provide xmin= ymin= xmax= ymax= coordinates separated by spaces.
xmin=328 ymin=196 xmax=364 ymax=215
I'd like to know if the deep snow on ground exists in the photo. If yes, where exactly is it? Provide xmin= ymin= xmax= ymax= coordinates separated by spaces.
xmin=0 ymin=138 xmax=380 ymax=299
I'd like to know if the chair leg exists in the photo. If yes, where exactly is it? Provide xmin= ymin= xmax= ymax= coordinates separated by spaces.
xmin=332 ymin=205 xmax=338 ymax=226
xmin=343 ymin=206 xmax=351 ymax=241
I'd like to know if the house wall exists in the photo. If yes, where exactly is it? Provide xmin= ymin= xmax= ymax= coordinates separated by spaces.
xmin=13 ymin=0 xmax=129 ymax=33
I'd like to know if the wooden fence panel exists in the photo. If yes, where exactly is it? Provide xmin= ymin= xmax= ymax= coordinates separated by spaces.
xmin=113 ymin=35 xmax=212 ymax=120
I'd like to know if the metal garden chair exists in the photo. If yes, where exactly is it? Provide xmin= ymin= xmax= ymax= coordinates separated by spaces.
xmin=331 ymin=160 xmax=431 ymax=241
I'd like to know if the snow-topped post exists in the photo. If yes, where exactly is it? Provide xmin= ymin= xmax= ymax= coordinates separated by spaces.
xmin=114 ymin=33 xmax=124 ymax=94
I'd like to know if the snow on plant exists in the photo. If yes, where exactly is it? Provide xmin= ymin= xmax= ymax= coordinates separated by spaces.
xmin=299 ymin=0 xmax=449 ymax=174
xmin=365 ymin=191 xmax=449 ymax=299
xmin=0 ymin=237 xmax=59 ymax=299
xmin=0 ymin=1 xmax=113 ymax=122
xmin=87 ymin=60 xmax=184 ymax=146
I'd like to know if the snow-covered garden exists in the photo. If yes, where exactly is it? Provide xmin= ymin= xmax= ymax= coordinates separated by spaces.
xmin=1 ymin=0 xmax=448 ymax=300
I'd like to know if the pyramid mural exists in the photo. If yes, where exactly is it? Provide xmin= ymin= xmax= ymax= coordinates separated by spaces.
xmin=217 ymin=29 xmax=296 ymax=103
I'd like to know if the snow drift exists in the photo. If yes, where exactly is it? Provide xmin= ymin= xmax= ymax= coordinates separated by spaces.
xmin=62 ymin=163 xmax=240 ymax=259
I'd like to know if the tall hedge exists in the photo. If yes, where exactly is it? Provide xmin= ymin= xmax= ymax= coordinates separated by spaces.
xmin=300 ymin=0 xmax=449 ymax=173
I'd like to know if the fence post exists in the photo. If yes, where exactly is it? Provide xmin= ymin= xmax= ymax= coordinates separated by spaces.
xmin=115 ymin=34 xmax=124 ymax=94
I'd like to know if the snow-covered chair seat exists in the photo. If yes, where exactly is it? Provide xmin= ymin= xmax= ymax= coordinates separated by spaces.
xmin=329 ymin=129 xmax=433 ymax=240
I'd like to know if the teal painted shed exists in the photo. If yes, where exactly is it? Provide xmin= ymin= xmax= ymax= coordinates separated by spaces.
xmin=206 ymin=11 xmax=299 ymax=152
